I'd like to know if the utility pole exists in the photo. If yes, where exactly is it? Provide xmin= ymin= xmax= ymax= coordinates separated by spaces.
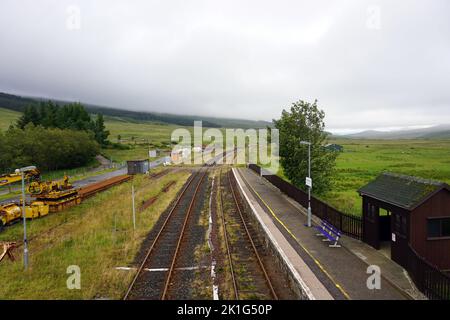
xmin=132 ymin=184 xmax=136 ymax=230
xmin=147 ymin=138 xmax=151 ymax=174
xmin=300 ymin=141 xmax=312 ymax=227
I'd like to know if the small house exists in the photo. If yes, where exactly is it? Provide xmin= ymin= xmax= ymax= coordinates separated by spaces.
xmin=149 ymin=150 xmax=157 ymax=158
xmin=324 ymin=144 xmax=343 ymax=152
xmin=127 ymin=159 xmax=150 ymax=175
xmin=359 ymin=173 xmax=450 ymax=270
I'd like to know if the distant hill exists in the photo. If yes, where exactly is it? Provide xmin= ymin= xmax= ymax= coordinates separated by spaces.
xmin=0 ymin=92 xmax=272 ymax=129
xmin=342 ymin=125 xmax=450 ymax=139
xmin=421 ymin=130 xmax=450 ymax=139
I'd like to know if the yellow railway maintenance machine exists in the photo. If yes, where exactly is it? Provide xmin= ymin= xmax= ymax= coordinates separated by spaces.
xmin=0 ymin=169 xmax=79 ymax=231
xmin=0 ymin=167 xmax=41 ymax=189
xmin=28 ymin=176 xmax=81 ymax=213
xmin=0 ymin=202 xmax=50 ymax=228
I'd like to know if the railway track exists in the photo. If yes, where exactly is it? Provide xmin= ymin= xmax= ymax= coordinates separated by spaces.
xmin=148 ymin=169 xmax=171 ymax=180
xmin=219 ymin=169 xmax=278 ymax=300
xmin=124 ymin=168 xmax=209 ymax=300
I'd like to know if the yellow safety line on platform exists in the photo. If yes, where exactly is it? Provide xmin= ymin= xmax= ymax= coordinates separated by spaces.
xmin=239 ymin=169 xmax=352 ymax=300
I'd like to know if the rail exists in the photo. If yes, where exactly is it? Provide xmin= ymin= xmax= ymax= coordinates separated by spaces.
xmin=161 ymin=169 xmax=208 ymax=299
xmin=218 ymin=169 xmax=239 ymax=299
xmin=78 ymin=175 xmax=132 ymax=199
xmin=123 ymin=169 xmax=208 ymax=300
xmin=227 ymin=169 xmax=278 ymax=299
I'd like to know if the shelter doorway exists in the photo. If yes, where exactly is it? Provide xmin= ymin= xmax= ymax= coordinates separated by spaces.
xmin=362 ymin=197 xmax=409 ymax=268
xmin=363 ymin=200 xmax=391 ymax=249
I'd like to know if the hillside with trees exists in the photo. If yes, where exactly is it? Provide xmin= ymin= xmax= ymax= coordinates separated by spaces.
xmin=0 ymin=92 xmax=271 ymax=129
xmin=16 ymin=101 xmax=110 ymax=146
xmin=0 ymin=101 xmax=108 ymax=173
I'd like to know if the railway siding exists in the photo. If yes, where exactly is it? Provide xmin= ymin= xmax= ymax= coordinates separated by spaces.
xmin=220 ymin=170 xmax=283 ymax=299
xmin=231 ymin=168 xmax=332 ymax=300
xmin=124 ymin=169 xmax=209 ymax=300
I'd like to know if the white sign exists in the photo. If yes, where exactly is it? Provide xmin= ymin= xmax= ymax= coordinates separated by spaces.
xmin=306 ymin=177 xmax=312 ymax=188
xmin=149 ymin=150 xmax=157 ymax=158
xmin=391 ymin=233 xmax=396 ymax=242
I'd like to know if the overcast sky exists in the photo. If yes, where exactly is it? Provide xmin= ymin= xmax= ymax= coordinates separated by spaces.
xmin=0 ymin=0 xmax=449 ymax=133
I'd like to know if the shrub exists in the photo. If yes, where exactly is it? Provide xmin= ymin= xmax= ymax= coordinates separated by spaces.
xmin=0 ymin=125 xmax=99 ymax=171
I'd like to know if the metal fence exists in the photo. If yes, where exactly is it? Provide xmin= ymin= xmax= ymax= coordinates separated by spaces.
xmin=407 ymin=245 xmax=450 ymax=300
xmin=248 ymin=163 xmax=261 ymax=175
xmin=248 ymin=164 xmax=362 ymax=240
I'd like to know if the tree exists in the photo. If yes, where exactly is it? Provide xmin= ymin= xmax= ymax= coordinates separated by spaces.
xmin=41 ymin=101 xmax=59 ymax=128
xmin=273 ymin=100 xmax=337 ymax=195
xmin=15 ymin=101 xmax=110 ymax=146
xmin=17 ymin=105 xmax=40 ymax=128
xmin=0 ymin=125 xmax=99 ymax=172
xmin=93 ymin=113 xmax=110 ymax=146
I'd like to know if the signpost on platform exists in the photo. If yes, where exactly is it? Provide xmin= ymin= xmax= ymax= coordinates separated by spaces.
xmin=305 ymin=177 xmax=312 ymax=188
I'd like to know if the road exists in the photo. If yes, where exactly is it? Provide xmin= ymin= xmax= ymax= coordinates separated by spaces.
xmin=149 ymin=156 xmax=171 ymax=169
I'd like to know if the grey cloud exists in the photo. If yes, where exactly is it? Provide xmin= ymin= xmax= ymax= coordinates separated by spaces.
xmin=0 ymin=0 xmax=449 ymax=131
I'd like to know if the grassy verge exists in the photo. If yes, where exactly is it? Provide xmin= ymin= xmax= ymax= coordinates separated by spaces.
xmin=101 ymin=145 xmax=166 ymax=163
xmin=41 ymin=166 xmax=118 ymax=183
xmin=0 ymin=170 xmax=190 ymax=299
xmin=0 ymin=190 xmax=21 ymax=202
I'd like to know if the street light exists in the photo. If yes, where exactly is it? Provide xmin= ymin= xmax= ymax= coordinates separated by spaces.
xmin=15 ymin=165 xmax=36 ymax=270
xmin=300 ymin=141 xmax=312 ymax=227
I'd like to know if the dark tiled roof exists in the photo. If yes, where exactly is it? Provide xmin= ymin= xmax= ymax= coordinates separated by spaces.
xmin=358 ymin=172 xmax=449 ymax=210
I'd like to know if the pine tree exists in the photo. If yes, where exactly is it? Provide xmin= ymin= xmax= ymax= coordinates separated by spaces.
xmin=93 ymin=113 xmax=110 ymax=146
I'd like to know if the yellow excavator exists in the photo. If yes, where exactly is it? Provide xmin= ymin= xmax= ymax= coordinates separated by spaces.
xmin=27 ymin=175 xmax=72 ymax=195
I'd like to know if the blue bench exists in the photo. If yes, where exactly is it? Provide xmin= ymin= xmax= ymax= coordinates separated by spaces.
xmin=314 ymin=220 xmax=341 ymax=248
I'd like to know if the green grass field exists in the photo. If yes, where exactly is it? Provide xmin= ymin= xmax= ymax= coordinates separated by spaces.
xmin=102 ymin=116 xmax=190 ymax=162
xmin=322 ymin=139 xmax=450 ymax=215
xmin=0 ymin=107 xmax=20 ymax=131
xmin=102 ymin=116 xmax=229 ymax=162
xmin=104 ymin=116 xmax=182 ymax=145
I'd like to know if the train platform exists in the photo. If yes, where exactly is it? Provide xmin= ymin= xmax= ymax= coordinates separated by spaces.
xmin=233 ymin=167 xmax=421 ymax=300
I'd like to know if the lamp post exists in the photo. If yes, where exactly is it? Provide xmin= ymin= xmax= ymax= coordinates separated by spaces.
xmin=16 ymin=165 xmax=36 ymax=269
xmin=300 ymin=141 xmax=312 ymax=227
